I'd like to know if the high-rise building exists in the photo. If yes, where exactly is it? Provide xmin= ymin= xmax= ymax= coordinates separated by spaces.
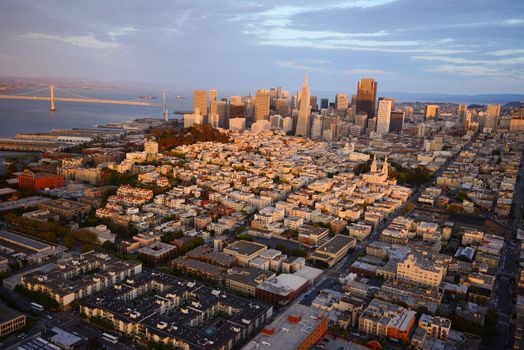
xmin=403 ymin=105 xmax=414 ymax=121
xmin=356 ymin=79 xmax=377 ymax=118
xmin=194 ymin=90 xmax=208 ymax=116
xmin=216 ymin=100 xmax=228 ymax=128
xmin=311 ymin=115 xmax=324 ymax=140
xmin=376 ymin=99 xmax=392 ymax=135
xmin=209 ymin=90 xmax=217 ymax=103
xmin=389 ymin=111 xmax=405 ymax=133
xmin=270 ymin=115 xmax=283 ymax=129
xmin=351 ymin=94 xmax=358 ymax=111
xmin=275 ymin=98 xmax=291 ymax=117
xmin=244 ymin=95 xmax=256 ymax=125
xmin=310 ymin=96 xmax=318 ymax=111
xmin=229 ymin=118 xmax=246 ymax=131
xmin=378 ymin=97 xmax=396 ymax=111
xmin=425 ymin=105 xmax=439 ymax=119
xmin=355 ymin=112 xmax=368 ymax=129
xmin=210 ymin=100 xmax=217 ymax=115
xmin=331 ymin=122 xmax=342 ymax=141
xmin=367 ymin=117 xmax=377 ymax=134
xmin=283 ymin=117 xmax=293 ymax=133
xmin=458 ymin=104 xmax=467 ymax=129
xmin=295 ymin=73 xmax=311 ymax=137
xmin=255 ymin=89 xmax=270 ymax=121
xmin=209 ymin=113 xmax=220 ymax=128
xmin=320 ymin=98 xmax=329 ymax=109
xmin=229 ymin=96 xmax=245 ymax=120
xmin=335 ymin=93 xmax=349 ymax=111
xmin=486 ymin=104 xmax=501 ymax=129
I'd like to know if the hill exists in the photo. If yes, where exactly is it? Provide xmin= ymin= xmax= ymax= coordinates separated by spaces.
xmin=149 ymin=124 xmax=230 ymax=151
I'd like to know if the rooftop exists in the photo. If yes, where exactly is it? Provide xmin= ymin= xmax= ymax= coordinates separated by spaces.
xmin=243 ymin=303 xmax=327 ymax=350
xmin=224 ymin=240 xmax=267 ymax=257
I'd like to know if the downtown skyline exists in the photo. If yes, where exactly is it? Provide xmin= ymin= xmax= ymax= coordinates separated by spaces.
xmin=0 ymin=0 xmax=524 ymax=95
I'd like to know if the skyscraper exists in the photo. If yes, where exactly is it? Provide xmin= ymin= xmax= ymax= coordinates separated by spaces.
xmin=356 ymin=79 xmax=377 ymax=118
xmin=320 ymin=98 xmax=329 ymax=109
xmin=310 ymin=96 xmax=318 ymax=111
xmin=376 ymin=99 xmax=392 ymax=135
xmin=458 ymin=104 xmax=467 ymax=129
xmin=275 ymin=98 xmax=291 ymax=117
xmin=389 ymin=111 xmax=405 ymax=133
xmin=486 ymin=104 xmax=501 ymax=129
xmin=355 ymin=112 xmax=368 ymax=129
xmin=209 ymin=90 xmax=217 ymax=102
xmin=229 ymin=96 xmax=245 ymax=119
xmin=311 ymin=115 xmax=324 ymax=140
xmin=255 ymin=89 xmax=270 ymax=121
xmin=210 ymin=100 xmax=217 ymax=115
xmin=194 ymin=90 xmax=208 ymax=116
xmin=295 ymin=73 xmax=311 ymax=137
xmin=378 ymin=97 xmax=396 ymax=111
xmin=425 ymin=105 xmax=439 ymax=119
xmin=216 ymin=100 xmax=228 ymax=128
xmin=335 ymin=93 xmax=349 ymax=111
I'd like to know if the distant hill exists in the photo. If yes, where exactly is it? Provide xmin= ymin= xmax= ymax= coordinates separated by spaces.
xmin=382 ymin=92 xmax=524 ymax=105
xmin=149 ymin=124 xmax=230 ymax=151
xmin=504 ymin=101 xmax=523 ymax=108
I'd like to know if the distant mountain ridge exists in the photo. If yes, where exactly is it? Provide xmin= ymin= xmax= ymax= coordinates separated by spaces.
xmin=382 ymin=92 xmax=524 ymax=105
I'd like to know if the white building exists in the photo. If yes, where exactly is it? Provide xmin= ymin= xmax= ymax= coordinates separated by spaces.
xmin=376 ymin=99 xmax=392 ymax=135
xmin=229 ymin=118 xmax=246 ymax=131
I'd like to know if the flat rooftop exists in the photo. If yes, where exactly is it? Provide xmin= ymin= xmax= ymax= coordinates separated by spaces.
xmin=0 ymin=230 xmax=51 ymax=252
xmin=315 ymin=234 xmax=355 ymax=255
xmin=243 ymin=303 xmax=327 ymax=350
xmin=0 ymin=302 xmax=24 ymax=323
xmin=224 ymin=240 xmax=267 ymax=257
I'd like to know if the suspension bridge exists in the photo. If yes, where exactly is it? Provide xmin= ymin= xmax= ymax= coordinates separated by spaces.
xmin=0 ymin=85 xmax=192 ymax=120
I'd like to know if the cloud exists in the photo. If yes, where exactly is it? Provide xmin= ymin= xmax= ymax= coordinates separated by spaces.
xmin=487 ymin=49 xmax=524 ymax=56
xmin=276 ymin=61 xmax=329 ymax=73
xmin=23 ymin=32 xmax=120 ymax=49
xmin=255 ymin=32 xmax=469 ymax=54
xmin=235 ymin=0 xmax=398 ymax=23
xmin=413 ymin=55 xmax=524 ymax=65
xmin=427 ymin=65 xmax=502 ymax=76
xmin=108 ymin=26 xmax=138 ymax=38
xmin=346 ymin=68 xmax=397 ymax=76
xmin=503 ymin=18 xmax=524 ymax=25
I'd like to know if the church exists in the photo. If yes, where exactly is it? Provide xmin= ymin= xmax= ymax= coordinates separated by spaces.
xmin=363 ymin=155 xmax=394 ymax=185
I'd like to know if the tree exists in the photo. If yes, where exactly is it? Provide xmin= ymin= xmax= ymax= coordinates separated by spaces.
xmin=102 ymin=240 xmax=115 ymax=251
xmin=161 ymin=231 xmax=183 ymax=243
xmin=291 ymin=248 xmax=307 ymax=257
xmin=275 ymin=243 xmax=289 ymax=254
xmin=64 ymin=233 xmax=76 ymax=249
xmin=82 ymin=243 xmax=96 ymax=253
xmin=237 ymin=234 xmax=253 ymax=242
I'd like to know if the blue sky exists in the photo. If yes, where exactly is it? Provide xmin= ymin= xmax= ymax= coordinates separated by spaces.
xmin=1 ymin=0 xmax=523 ymax=95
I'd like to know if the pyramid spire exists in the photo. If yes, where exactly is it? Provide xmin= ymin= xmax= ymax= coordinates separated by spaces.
xmin=382 ymin=156 xmax=389 ymax=176
xmin=303 ymin=71 xmax=309 ymax=88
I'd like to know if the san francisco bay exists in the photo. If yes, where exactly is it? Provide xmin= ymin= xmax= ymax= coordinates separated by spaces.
xmin=0 ymin=87 xmax=190 ymax=138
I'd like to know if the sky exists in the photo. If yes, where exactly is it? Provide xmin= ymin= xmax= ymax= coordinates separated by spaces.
xmin=1 ymin=0 xmax=524 ymax=96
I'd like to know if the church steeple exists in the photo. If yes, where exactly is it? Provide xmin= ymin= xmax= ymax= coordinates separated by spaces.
xmin=382 ymin=156 xmax=389 ymax=177
xmin=370 ymin=155 xmax=377 ymax=173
